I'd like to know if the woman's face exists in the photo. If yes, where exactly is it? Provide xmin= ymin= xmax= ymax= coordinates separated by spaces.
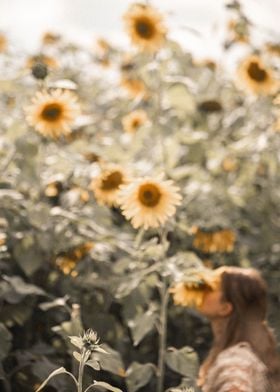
xmin=198 ymin=290 xmax=233 ymax=319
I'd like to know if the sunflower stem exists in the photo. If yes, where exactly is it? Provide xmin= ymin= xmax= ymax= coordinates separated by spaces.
xmin=157 ymin=282 xmax=169 ymax=392
xmin=77 ymin=348 xmax=86 ymax=392
xmin=134 ymin=226 xmax=145 ymax=248
xmin=157 ymin=228 xmax=169 ymax=392
xmin=153 ymin=53 xmax=168 ymax=176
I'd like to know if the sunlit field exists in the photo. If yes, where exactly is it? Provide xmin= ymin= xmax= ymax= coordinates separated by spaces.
xmin=1 ymin=1 xmax=280 ymax=391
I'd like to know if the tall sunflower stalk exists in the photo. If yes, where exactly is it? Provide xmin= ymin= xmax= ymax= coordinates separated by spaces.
xmin=156 ymin=229 xmax=170 ymax=392
xmin=152 ymin=45 xmax=172 ymax=392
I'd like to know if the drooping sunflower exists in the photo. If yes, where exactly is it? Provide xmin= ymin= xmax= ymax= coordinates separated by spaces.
xmin=90 ymin=166 xmax=129 ymax=207
xmin=55 ymin=242 xmax=94 ymax=277
xmin=123 ymin=3 xmax=167 ymax=53
xmin=193 ymin=227 xmax=236 ymax=254
xmin=118 ymin=175 xmax=182 ymax=230
xmin=170 ymin=269 xmax=221 ymax=309
xmin=122 ymin=110 xmax=149 ymax=133
xmin=25 ymin=89 xmax=81 ymax=139
xmin=237 ymin=54 xmax=279 ymax=95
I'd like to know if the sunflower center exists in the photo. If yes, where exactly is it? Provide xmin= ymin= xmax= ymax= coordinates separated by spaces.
xmin=132 ymin=119 xmax=141 ymax=128
xmin=135 ymin=18 xmax=155 ymax=39
xmin=247 ymin=61 xmax=267 ymax=82
xmin=41 ymin=103 xmax=63 ymax=122
xmin=138 ymin=183 xmax=161 ymax=207
xmin=101 ymin=171 xmax=123 ymax=191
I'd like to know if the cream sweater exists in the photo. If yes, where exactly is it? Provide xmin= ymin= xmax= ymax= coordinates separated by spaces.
xmin=202 ymin=342 xmax=269 ymax=392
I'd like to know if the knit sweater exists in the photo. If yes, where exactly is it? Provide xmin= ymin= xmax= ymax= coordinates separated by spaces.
xmin=202 ymin=342 xmax=269 ymax=392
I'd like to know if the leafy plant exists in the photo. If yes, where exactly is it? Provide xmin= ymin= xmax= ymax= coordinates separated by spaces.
xmin=35 ymin=329 xmax=122 ymax=392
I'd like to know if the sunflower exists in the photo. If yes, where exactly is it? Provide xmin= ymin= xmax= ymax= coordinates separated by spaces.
xmin=55 ymin=242 xmax=94 ymax=276
xmin=265 ymin=42 xmax=280 ymax=56
xmin=193 ymin=228 xmax=236 ymax=254
xmin=237 ymin=54 xmax=278 ymax=95
xmin=121 ymin=77 xmax=148 ymax=99
xmin=25 ymin=89 xmax=81 ymax=139
xmin=122 ymin=110 xmax=149 ymax=133
xmin=227 ymin=18 xmax=249 ymax=45
xmin=41 ymin=31 xmax=61 ymax=45
xmin=118 ymin=175 xmax=182 ymax=230
xmin=0 ymin=232 xmax=7 ymax=246
xmin=26 ymin=54 xmax=58 ymax=69
xmin=45 ymin=181 xmax=62 ymax=197
xmin=90 ymin=166 xmax=129 ymax=207
xmin=197 ymin=99 xmax=223 ymax=114
xmin=56 ymin=256 xmax=78 ymax=276
xmin=0 ymin=33 xmax=7 ymax=52
xmin=123 ymin=3 xmax=167 ymax=53
xmin=170 ymin=269 xmax=221 ymax=308
xmin=222 ymin=157 xmax=239 ymax=172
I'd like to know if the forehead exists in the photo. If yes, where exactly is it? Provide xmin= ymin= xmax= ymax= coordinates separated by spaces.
xmin=204 ymin=290 xmax=223 ymax=302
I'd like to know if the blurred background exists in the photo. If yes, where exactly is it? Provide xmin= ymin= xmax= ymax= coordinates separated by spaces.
xmin=1 ymin=0 xmax=280 ymax=57
xmin=1 ymin=1 xmax=280 ymax=391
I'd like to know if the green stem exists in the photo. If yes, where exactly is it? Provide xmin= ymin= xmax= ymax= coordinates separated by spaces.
xmin=78 ymin=349 xmax=86 ymax=392
xmin=134 ymin=226 xmax=145 ymax=249
xmin=157 ymin=284 xmax=169 ymax=392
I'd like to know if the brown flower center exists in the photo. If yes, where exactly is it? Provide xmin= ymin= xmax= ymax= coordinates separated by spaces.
xmin=132 ymin=118 xmax=141 ymax=128
xmin=138 ymin=183 xmax=161 ymax=207
xmin=198 ymin=100 xmax=223 ymax=113
xmin=135 ymin=17 xmax=155 ymax=39
xmin=247 ymin=61 xmax=267 ymax=82
xmin=101 ymin=171 xmax=123 ymax=191
xmin=41 ymin=103 xmax=63 ymax=122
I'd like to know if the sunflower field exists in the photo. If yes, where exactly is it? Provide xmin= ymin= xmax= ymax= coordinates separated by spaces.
xmin=1 ymin=1 xmax=280 ymax=391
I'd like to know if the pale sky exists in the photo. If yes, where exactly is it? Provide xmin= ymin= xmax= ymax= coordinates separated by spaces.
xmin=0 ymin=0 xmax=279 ymax=58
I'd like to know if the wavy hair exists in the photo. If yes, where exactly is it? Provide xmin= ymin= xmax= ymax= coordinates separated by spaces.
xmin=200 ymin=267 xmax=280 ymax=391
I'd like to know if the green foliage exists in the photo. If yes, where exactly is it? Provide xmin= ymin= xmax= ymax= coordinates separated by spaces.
xmin=0 ymin=1 xmax=280 ymax=391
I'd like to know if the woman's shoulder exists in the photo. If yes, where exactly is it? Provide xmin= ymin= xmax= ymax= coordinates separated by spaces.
xmin=217 ymin=342 xmax=266 ymax=368
xmin=203 ymin=342 xmax=268 ymax=392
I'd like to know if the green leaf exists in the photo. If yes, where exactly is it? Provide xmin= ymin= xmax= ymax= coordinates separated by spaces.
xmin=3 ymin=275 xmax=45 ymax=298
xmin=164 ymin=82 xmax=196 ymax=116
xmin=125 ymin=362 xmax=155 ymax=392
xmin=115 ymin=275 xmax=142 ymax=299
xmin=0 ymin=299 xmax=35 ymax=326
xmin=165 ymin=346 xmax=199 ymax=379
xmin=86 ymin=381 xmax=122 ymax=392
xmin=35 ymin=367 xmax=77 ymax=392
xmin=13 ymin=235 xmax=44 ymax=276
xmin=128 ymin=308 xmax=157 ymax=346
xmin=0 ymin=323 xmax=12 ymax=361
xmin=39 ymin=296 xmax=69 ymax=311
xmin=73 ymin=351 xmax=82 ymax=362
xmin=69 ymin=336 xmax=83 ymax=349
xmin=86 ymin=359 xmax=101 ymax=371
xmin=93 ymin=344 xmax=125 ymax=376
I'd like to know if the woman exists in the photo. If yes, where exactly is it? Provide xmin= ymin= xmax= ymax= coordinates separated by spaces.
xmin=196 ymin=267 xmax=280 ymax=392
xmin=170 ymin=266 xmax=280 ymax=391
